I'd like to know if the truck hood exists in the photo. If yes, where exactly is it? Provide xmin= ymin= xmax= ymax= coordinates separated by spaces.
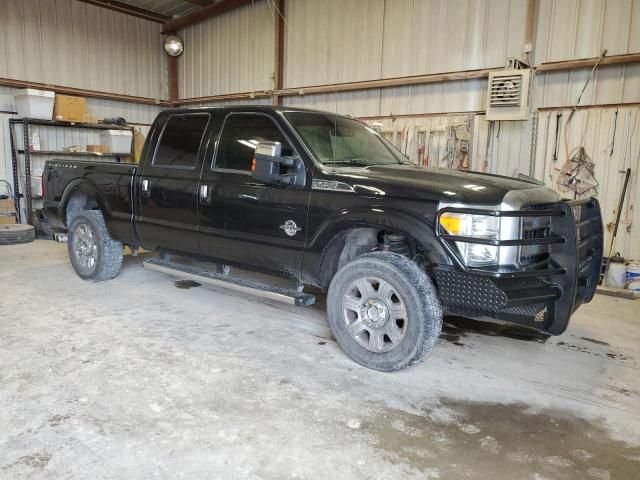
xmin=324 ymin=163 xmax=554 ymax=205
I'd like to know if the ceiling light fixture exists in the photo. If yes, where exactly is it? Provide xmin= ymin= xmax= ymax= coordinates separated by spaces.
xmin=163 ymin=35 xmax=184 ymax=57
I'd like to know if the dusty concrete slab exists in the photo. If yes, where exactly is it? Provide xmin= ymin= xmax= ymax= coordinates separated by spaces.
xmin=1 ymin=240 xmax=639 ymax=479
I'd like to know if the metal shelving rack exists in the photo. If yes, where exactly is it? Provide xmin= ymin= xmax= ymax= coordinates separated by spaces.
xmin=8 ymin=118 xmax=134 ymax=225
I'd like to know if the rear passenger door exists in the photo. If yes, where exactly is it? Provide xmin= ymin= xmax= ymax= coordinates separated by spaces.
xmin=197 ymin=112 xmax=310 ymax=277
xmin=136 ymin=113 xmax=212 ymax=254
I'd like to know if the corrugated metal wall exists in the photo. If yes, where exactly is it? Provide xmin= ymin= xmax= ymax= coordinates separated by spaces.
xmin=178 ymin=1 xmax=275 ymax=98
xmin=536 ymin=0 xmax=640 ymax=63
xmin=0 ymin=0 xmax=164 ymax=98
xmin=0 ymin=0 xmax=164 ymax=216
xmin=1 ymin=0 xmax=639 ymax=258
xmin=0 ymin=86 xmax=160 ymax=219
xmin=284 ymin=0 xmax=527 ymax=87
xmin=532 ymin=107 xmax=640 ymax=260
xmin=174 ymin=0 xmax=640 ymax=258
xmin=535 ymin=0 xmax=640 ymax=108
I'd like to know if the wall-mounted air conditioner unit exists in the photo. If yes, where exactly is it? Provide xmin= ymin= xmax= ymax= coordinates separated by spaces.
xmin=486 ymin=69 xmax=531 ymax=121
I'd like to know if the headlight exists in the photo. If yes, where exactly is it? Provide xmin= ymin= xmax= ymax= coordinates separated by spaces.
xmin=439 ymin=212 xmax=500 ymax=266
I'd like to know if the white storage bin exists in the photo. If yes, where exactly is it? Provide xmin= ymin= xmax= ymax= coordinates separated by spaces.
xmin=100 ymin=129 xmax=133 ymax=154
xmin=14 ymin=89 xmax=55 ymax=120
xmin=19 ymin=171 xmax=43 ymax=198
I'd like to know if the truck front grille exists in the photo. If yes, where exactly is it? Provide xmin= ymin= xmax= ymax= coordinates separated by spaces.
xmin=519 ymin=204 xmax=552 ymax=266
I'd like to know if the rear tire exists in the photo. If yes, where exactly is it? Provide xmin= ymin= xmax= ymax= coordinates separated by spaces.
xmin=327 ymin=252 xmax=442 ymax=372
xmin=0 ymin=224 xmax=35 ymax=245
xmin=67 ymin=211 xmax=123 ymax=281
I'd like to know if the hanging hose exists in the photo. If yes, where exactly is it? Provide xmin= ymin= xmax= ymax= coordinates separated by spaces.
xmin=0 ymin=179 xmax=13 ymax=198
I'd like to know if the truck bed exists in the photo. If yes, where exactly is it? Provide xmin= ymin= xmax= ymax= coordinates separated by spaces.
xmin=43 ymin=159 xmax=138 ymax=244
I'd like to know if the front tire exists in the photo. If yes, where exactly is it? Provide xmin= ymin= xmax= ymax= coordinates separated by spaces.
xmin=327 ymin=252 xmax=442 ymax=372
xmin=67 ymin=211 xmax=123 ymax=281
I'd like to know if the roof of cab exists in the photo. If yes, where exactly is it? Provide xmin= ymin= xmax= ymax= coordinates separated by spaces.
xmin=159 ymin=105 xmax=351 ymax=117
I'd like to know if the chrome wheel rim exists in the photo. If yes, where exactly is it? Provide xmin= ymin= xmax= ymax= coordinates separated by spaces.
xmin=72 ymin=222 xmax=98 ymax=275
xmin=342 ymin=276 xmax=408 ymax=353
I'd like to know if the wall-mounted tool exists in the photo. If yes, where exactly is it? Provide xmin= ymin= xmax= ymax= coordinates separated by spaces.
xmin=557 ymin=146 xmax=599 ymax=198
xmin=610 ymin=109 xmax=618 ymax=157
xmin=568 ymin=49 xmax=607 ymax=123
xmin=552 ymin=112 xmax=562 ymax=163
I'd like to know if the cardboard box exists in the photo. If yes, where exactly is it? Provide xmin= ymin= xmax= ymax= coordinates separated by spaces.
xmin=87 ymin=144 xmax=109 ymax=153
xmin=0 ymin=215 xmax=16 ymax=225
xmin=0 ymin=198 xmax=16 ymax=214
xmin=53 ymin=95 xmax=86 ymax=123
xmin=133 ymin=128 xmax=145 ymax=162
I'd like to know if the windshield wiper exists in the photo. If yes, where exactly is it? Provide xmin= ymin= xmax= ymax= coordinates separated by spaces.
xmin=327 ymin=158 xmax=374 ymax=167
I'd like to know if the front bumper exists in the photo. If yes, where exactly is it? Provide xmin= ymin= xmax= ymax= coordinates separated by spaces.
xmin=433 ymin=198 xmax=603 ymax=335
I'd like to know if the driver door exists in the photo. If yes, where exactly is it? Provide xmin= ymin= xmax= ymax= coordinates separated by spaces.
xmin=197 ymin=112 xmax=310 ymax=278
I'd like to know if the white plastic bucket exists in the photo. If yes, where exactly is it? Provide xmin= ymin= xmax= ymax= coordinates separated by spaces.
xmin=605 ymin=262 xmax=626 ymax=289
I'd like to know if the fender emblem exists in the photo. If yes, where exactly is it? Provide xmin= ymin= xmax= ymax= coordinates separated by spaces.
xmin=280 ymin=220 xmax=302 ymax=236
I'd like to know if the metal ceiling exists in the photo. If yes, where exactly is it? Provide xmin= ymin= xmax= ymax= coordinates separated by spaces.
xmin=113 ymin=0 xmax=203 ymax=18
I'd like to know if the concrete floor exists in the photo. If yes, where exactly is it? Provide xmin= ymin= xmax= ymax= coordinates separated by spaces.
xmin=1 ymin=240 xmax=639 ymax=480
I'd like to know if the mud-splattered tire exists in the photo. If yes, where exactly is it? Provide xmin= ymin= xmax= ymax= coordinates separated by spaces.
xmin=65 ymin=194 xmax=88 ymax=225
xmin=327 ymin=252 xmax=442 ymax=372
xmin=0 ymin=224 xmax=35 ymax=245
xmin=67 ymin=210 xmax=123 ymax=281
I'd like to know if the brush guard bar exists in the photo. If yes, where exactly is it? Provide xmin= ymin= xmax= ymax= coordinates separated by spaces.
xmin=433 ymin=198 xmax=603 ymax=334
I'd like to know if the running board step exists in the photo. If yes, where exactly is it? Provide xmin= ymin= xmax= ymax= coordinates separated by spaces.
xmin=143 ymin=257 xmax=315 ymax=307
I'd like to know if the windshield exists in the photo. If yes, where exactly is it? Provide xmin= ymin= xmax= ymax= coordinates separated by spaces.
xmin=284 ymin=112 xmax=407 ymax=166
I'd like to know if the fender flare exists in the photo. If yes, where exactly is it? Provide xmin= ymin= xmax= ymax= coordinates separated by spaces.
xmin=310 ymin=205 xmax=452 ymax=266
xmin=59 ymin=179 xmax=111 ymax=224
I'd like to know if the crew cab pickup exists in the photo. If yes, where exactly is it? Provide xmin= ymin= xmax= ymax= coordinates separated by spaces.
xmin=44 ymin=106 xmax=603 ymax=371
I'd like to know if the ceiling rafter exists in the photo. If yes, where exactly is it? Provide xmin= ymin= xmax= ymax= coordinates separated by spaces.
xmin=162 ymin=0 xmax=257 ymax=33
xmin=76 ymin=0 xmax=170 ymax=23
xmin=184 ymin=0 xmax=216 ymax=6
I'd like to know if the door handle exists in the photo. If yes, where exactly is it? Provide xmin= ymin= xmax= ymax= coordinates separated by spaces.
xmin=200 ymin=184 xmax=213 ymax=205
xmin=141 ymin=179 xmax=150 ymax=192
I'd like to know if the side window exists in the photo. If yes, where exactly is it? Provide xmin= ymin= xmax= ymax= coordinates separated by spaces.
xmin=153 ymin=114 xmax=210 ymax=168
xmin=214 ymin=114 xmax=294 ymax=171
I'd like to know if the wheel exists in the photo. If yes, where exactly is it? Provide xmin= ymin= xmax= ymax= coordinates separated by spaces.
xmin=65 ymin=194 xmax=88 ymax=225
xmin=0 ymin=224 xmax=36 ymax=245
xmin=327 ymin=252 xmax=442 ymax=372
xmin=67 ymin=210 xmax=123 ymax=281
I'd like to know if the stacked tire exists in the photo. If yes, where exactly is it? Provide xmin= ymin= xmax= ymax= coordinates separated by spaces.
xmin=0 ymin=224 xmax=36 ymax=245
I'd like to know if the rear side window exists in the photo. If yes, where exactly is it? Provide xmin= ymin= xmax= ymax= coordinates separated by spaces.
xmin=153 ymin=114 xmax=210 ymax=168
xmin=214 ymin=114 xmax=294 ymax=171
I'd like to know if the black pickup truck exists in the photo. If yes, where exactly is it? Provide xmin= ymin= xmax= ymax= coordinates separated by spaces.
xmin=44 ymin=106 xmax=603 ymax=371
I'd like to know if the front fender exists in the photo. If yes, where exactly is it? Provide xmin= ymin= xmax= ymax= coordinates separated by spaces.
xmin=308 ymin=205 xmax=452 ymax=266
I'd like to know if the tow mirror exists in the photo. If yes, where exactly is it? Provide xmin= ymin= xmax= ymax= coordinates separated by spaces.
xmin=252 ymin=141 xmax=305 ymax=187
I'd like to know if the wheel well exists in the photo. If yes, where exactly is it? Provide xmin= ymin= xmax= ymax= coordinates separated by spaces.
xmin=318 ymin=228 xmax=426 ymax=288
xmin=65 ymin=193 xmax=99 ymax=226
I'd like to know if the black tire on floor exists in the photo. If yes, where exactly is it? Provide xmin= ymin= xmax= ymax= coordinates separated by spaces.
xmin=67 ymin=210 xmax=123 ymax=281
xmin=327 ymin=252 xmax=443 ymax=372
xmin=0 ymin=224 xmax=36 ymax=245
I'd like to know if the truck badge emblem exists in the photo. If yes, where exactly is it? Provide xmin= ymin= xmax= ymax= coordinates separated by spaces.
xmin=280 ymin=220 xmax=302 ymax=236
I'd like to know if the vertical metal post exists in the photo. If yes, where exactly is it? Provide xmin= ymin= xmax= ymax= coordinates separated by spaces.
xmin=529 ymin=111 xmax=539 ymax=177
xmin=272 ymin=0 xmax=285 ymax=106
xmin=22 ymin=118 xmax=33 ymax=225
xmin=8 ymin=120 xmax=22 ymax=223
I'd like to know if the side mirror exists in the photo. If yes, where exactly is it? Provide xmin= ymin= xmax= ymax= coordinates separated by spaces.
xmin=252 ymin=141 xmax=305 ymax=187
